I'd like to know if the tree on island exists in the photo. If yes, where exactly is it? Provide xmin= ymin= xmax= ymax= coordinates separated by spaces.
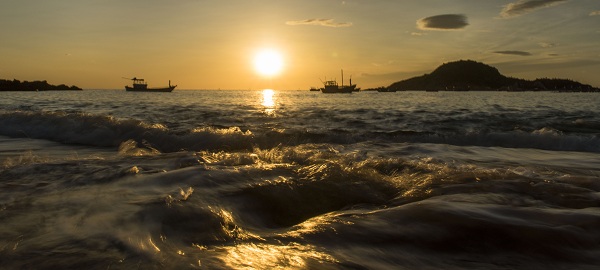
xmin=387 ymin=60 xmax=598 ymax=92
xmin=0 ymin=79 xmax=82 ymax=91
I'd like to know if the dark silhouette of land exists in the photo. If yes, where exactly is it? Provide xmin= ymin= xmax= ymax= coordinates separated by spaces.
xmin=0 ymin=79 xmax=82 ymax=91
xmin=387 ymin=60 xmax=599 ymax=92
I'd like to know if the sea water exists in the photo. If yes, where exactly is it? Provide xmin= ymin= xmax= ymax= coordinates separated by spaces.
xmin=1 ymin=89 xmax=599 ymax=269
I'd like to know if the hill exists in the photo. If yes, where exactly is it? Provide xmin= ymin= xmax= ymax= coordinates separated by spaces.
xmin=387 ymin=60 xmax=598 ymax=92
xmin=0 ymin=79 xmax=82 ymax=91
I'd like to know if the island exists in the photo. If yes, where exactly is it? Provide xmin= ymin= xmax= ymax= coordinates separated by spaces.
xmin=386 ymin=60 xmax=599 ymax=92
xmin=0 ymin=79 xmax=82 ymax=91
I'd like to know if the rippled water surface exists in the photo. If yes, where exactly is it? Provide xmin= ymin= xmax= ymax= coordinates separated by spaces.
xmin=1 ymin=90 xmax=599 ymax=269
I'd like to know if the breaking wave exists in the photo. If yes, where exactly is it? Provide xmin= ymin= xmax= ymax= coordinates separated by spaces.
xmin=1 ymin=110 xmax=599 ymax=153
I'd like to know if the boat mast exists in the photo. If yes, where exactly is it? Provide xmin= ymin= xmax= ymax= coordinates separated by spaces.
xmin=341 ymin=69 xmax=344 ymax=87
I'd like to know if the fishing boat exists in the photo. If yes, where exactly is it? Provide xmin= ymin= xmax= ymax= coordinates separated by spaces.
xmin=320 ymin=70 xmax=356 ymax=93
xmin=124 ymin=77 xmax=176 ymax=92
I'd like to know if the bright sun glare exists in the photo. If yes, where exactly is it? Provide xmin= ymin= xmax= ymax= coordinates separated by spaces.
xmin=253 ymin=49 xmax=284 ymax=77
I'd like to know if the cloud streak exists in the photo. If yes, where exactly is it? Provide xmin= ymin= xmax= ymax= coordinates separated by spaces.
xmin=286 ymin=19 xmax=352 ymax=28
xmin=538 ymin=42 xmax=557 ymax=48
xmin=417 ymin=14 xmax=469 ymax=30
xmin=494 ymin=59 xmax=600 ymax=74
xmin=494 ymin=51 xmax=533 ymax=56
xmin=500 ymin=0 xmax=569 ymax=18
xmin=590 ymin=10 xmax=600 ymax=16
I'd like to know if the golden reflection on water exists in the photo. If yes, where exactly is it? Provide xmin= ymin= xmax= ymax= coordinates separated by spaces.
xmin=222 ymin=242 xmax=337 ymax=269
xmin=261 ymin=89 xmax=276 ymax=115
xmin=218 ymin=214 xmax=342 ymax=268
xmin=130 ymin=236 xmax=161 ymax=253
xmin=282 ymin=214 xmax=353 ymax=239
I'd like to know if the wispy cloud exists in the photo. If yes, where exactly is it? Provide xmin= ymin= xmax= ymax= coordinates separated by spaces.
xmin=500 ymin=0 xmax=569 ymax=18
xmin=417 ymin=14 xmax=469 ymax=30
xmin=371 ymin=60 xmax=396 ymax=67
xmin=494 ymin=59 xmax=600 ymax=74
xmin=494 ymin=50 xmax=533 ymax=56
xmin=538 ymin=42 xmax=557 ymax=48
xmin=590 ymin=10 xmax=600 ymax=16
xmin=286 ymin=19 xmax=352 ymax=28
xmin=411 ymin=32 xmax=426 ymax=36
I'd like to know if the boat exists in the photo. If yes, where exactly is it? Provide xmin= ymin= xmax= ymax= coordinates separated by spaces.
xmin=320 ymin=70 xmax=356 ymax=93
xmin=321 ymin=80 xmax=355 ymax=93
xmin=124 ymin=77 xmax=176 ymax=92
xmin=309 ymin=87 xmax=320 ymax=91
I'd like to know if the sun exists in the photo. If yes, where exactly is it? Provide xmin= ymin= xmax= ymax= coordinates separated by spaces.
xmin=253 ymin=49 xmax=284 ymax=77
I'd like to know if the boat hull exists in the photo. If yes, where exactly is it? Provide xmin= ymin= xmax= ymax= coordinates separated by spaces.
xmin=125 ymin=86 xmax=176 ymax=92
xmin=321 ymin=85 xmax=356 ymax=94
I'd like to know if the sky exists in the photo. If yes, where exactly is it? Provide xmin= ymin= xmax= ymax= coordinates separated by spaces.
xmin=1 ymin=0 xmax=599 ymax=90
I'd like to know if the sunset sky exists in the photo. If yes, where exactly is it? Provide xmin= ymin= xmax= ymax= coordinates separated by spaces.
xmin=1 ymin=0 xmax=599 ymax=90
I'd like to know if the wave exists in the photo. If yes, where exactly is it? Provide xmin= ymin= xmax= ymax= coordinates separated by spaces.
xmin=1 ymin=142 xmax=600 ymax=268
xmin=1 ymin=110 xmax=599 ymax=153
xmin=0 ymin=111 xmax=255 ymax=152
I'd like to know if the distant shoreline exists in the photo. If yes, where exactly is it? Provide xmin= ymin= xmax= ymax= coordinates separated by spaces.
xmin=361 ymin=89 xmax=600 ymax=93
xmin=0 ymin=79 xmax=81 ymax=91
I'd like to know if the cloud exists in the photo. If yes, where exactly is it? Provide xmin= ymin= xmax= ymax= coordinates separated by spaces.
xmin=500 ymin=0 xmax=569 ymax=18
xmin=538 ymin=42 xmax=557 ymax=48
xmin=371 ymin=60 xmax=397 ymax=67
xmin=411 ymin=32 xmax=426 ymax=36
xmin=417 ymin=14 xmax=469 ymax=30
xmin=494 ymin=51 xmax=533 ymax=56
xmin=590 ymin=10 xmax=600 ymax=16
xmin=494 ymin=59 xmax=600 ymax=74
xmin=286 ymin=19 xmax=352 ymax=28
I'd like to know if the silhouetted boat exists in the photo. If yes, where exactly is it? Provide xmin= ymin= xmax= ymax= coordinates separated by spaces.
xmin=320 ymin=70 xmax=356 ymax=94
xmin=125 ymin=77 xmax=176 ymax=92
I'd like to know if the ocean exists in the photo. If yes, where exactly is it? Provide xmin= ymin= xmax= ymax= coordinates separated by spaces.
xmin=1 ymin=89 xmax=599 ymax=269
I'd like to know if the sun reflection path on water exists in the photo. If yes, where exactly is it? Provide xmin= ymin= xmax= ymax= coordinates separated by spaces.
xmin=261 ymin=89 xmax=276 ymax=115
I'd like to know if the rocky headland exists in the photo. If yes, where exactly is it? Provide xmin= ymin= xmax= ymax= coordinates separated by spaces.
xmin=387 ymin=60 xmax=598 ymax=92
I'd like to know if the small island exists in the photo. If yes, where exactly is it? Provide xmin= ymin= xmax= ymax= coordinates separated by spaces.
xmin=387 ymin=60 xmax=599 ymax=92
xmin=0 ymin=79 xmax=82 ymax=91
